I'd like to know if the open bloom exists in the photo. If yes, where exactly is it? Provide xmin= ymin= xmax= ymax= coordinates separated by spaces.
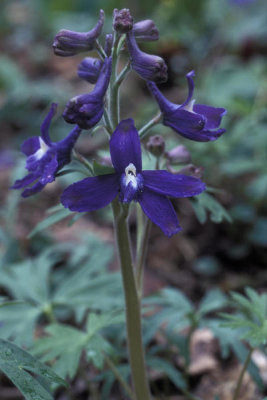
xmin=63 ymin=57 xmax=112 ymax=130
xmin=126 ymin=31 xmax=167 ymax=83
xmin=147 ymin=71 xmax=227 ymax=142
xmin=53 ymin=10 xmax=104 ymax=57
xmin=61 ymin=119 xmax=205 ymax=237
xmin=12 ymin=103 xmax=81 ymax=197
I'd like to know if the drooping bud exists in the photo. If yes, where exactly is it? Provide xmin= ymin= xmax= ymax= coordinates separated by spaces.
xmin=165 ymin=145 xmax=191 ymax=164
xmin=63 ymin=57 xmax=112 ymax=130
xmin=113 ymin=8 xmax=133 ymax=33
xmin=77 ymin=57 xmax=103 ymax=84
xmin=177 ymin=164 xmax=204 ymax=179
xmin=104 ymin=34 xmax=113 ymax=56
xmin=53 ymin=10 xmax=104 ymax=57
xmin=146 ymin=135 xmax=165 ymax=157
xmin=133 ymin=19 xmax=159 ymax=41
xmin=126 ymin=31 xmax=168 ymax=83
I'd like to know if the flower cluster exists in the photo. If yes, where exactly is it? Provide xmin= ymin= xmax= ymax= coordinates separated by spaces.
xmin=13 ymin=8 xmax=227 ymax=236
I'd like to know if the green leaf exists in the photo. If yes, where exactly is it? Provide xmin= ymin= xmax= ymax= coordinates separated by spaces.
xmin=32 ymin=323 xmax=87 ymax=379
xmin=147 ymin=357 xmax=186 ymax=390
xmin=191 ymin=192 xmax=232 ymax=224
xmin=28 ymin=208 xmax=73 ymax=238
xmin=0 ymin=339 xmax=66 ymax=400
xmin=198 ymin=289 xmax=228 ymax=316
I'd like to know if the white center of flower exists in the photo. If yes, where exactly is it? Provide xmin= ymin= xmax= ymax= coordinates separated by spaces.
xmin=125 ymin=163 xmax=137 ymax=188
xmin=34 ymin=137 xmax=50 ymax=160
xmin=184 ymin=99 xmax=196 ymax=113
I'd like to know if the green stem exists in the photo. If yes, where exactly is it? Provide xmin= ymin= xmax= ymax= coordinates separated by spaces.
xmin=73 ymin=150 xmax=94 ymax=175
xmin=115 ymin=61 xmax=131 ymax=87
xmin=109 ymin=32 xmax=121 ymax=128
xmin=139 ymin=113 xmax=162 ymax=139
xmin=95 ymin=39 xmax=107 ymax=60
xmin=233 ymin=347 xmax=254 ymax=400
xmin=112 ymin=199 xmax=151 ymax=400
xmin=103 ymin=108 xmax=113 ymax=135
xmin=105 ymin=355 xmax=135 ymax=400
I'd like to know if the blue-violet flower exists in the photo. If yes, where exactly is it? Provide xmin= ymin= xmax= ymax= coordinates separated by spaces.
xmin=147 ymin=71 xmax=227 ymax=142
xmin=12 ymin=103 xmax=81 ymax=197
xmin=77 ymin=57 xmax=103 ymax=84
xmin=126 ymin=30 xmax=167 ymax=83
xmin=63 ymin=57 xmax=112 ymax=130
xmin=61 ymin=119 xmax=205 ymax=237
xmin=53 ymin=10 xmax=104 ymax=57
xmin=133 ymin=19 xmax=159 ymax=41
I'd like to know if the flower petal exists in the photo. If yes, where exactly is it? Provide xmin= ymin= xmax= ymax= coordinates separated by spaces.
xmin=21 ymin=181 xmax=46 ymax=198
xmin=41 ymin=103 xmax=57 ymax=146
xmin=61 ymin=173 xmax=120 ymax=212
xmin=11 ymin=173 xmax=37 ymax=189
xmin=21 ymin=137 xmax=40 ymax=156
xmin=138 ymin=188 xmax=181 ymax=237
xmin=142 ymin=170 xmax=206 ymax=197
xmin=193 ymin=104 xmax=227 ymax=129
xmin=40 ymin=156 xmax=58 ymax=184
xmin=181 ymin=70 xmax=195 ymax=107
xmin=110 ymin=119 xmax=142 ymax=173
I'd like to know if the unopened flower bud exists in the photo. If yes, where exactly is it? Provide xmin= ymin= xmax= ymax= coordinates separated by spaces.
xmin=113 ymin=9 xmax=133 ymax=33
xmin=177 ymin=164 xmax=204 ymax=179
xmin=146 ymin=135 xmax=165 ymax=157
xmin=165 ymin=145 xmax=191 ymax=164
xmin=77 ymin=57 xmax=103 ymax=84
xmin=126 ymin=31 xmax=168 ymax=83
xmin=133 ymin=19 xmax=159 ymax=41
xmin=53 ymin=10 xmax=104 ymax=57
xmin=104 ymin=34 xmax=113 ymax=56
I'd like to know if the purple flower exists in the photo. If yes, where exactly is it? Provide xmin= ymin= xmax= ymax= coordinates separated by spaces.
xmin=77 ymin=57 xmax=103 ymax=84
xmin=126 ymin=31 xmax=168 ymax=84
xmin=147 ymin=71 xmax=227 ymax=142
xmin=61 ymin=119 xmax=205 ymax=237
xmin=133 ymin=19 xmax=159 ymax=41
xmin=53 ymin=10 xmax=104 ymax=57
xmin=63 ymin=57 xmax=112 ymax=130
xmin=113 ymin=8 xmax=133 ymax=33
xmin=12 ymin=103 xmax=81 ymax=198
xmin=104 ymin=34 xmax=113 ymax=57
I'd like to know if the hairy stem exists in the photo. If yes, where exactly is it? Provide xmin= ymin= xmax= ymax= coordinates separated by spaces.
xmin=139 ymin=113 xmax=162 ymax=139
xmin=112 ymin=199 xmax=151 ymax=400
xmin=233 ymin=347 xmax=254 ymax=400
xmin=109 ymin=32 xmax=121 ymax=128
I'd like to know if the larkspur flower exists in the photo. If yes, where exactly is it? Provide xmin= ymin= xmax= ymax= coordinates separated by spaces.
xmin=53 ymin=10 xmax=104 ymax=57
xmin=61 ymin=119 xmax=205 ymax=237
xmin=126 ymin=30 xmax=168 ymax=83
xmin=77 ymin=57 xmax=103 ymax=84
xmin=63 ymin=57 xmax=112 ymax=130
xmin=147 ymin=71 xmax=227 ymax=142
xmin=12 ymin=103 xmax=81 ymax=198
xmin=133 ymin=19 xmax=159 ymax=41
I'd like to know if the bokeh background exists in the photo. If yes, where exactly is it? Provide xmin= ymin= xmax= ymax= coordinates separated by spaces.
xmin=0 ymin=0 xmax=267 ymax=399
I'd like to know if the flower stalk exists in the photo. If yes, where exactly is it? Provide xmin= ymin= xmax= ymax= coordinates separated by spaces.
xmin=112 ymin=199 xmax=151 ymax=400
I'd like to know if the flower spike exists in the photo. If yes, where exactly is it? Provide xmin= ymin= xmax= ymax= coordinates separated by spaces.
xmin=61 ymin=119 xmax=205 ymax=237
xmin=53 ymin=10 xmax=105 ymax=57
xmin=147 ymin=71 xmax=227 ymax=142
